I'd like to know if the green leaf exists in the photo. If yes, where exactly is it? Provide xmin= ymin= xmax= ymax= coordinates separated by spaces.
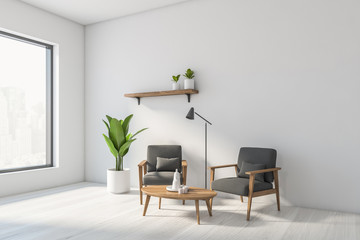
xmin=183 ymin=68 xmax=194 ymax=79
xmin=110 ymin=118 xmax=125 ymax=150
xmin=119 ymin=139 xmax=136 ymax=157
xmin=122 ymin=114 xmax=133 ymax=136
xmin=106 ymin=115 xmax=112 ymax=123
xmin=123 ymin=148 xmax=129 ymax=156
xmin=130 ymin=128 xmax=148 ymax=139
xmin=103 ymin=134 xmax=119 ymax=158
xmin=126 ymin=133 xmax=132 ymax=141
xmin=103 ymin=119 xmax=110 ymax=136
xmin=172 ymin=75 xmax=181 ymax=82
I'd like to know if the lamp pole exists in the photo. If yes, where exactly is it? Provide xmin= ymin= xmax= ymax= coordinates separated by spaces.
xmin=187 ymin=108 xmax=212 ymax=189
xmin=205 ymin=122 xmax=208 ymax=189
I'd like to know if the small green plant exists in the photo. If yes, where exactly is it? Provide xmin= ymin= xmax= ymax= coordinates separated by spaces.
xmin=183 ymin=68 xmax=195 ymax=79
xmin=103 ymin=114 xmax=147 ymax=171
xmin=172 ymin=75 xmax=180 ymax=83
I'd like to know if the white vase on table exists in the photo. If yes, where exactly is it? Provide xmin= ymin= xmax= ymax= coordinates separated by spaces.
xmin=172 ymin=169 xmax=181 ymax=190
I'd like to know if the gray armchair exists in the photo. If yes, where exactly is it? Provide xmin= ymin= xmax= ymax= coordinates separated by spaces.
xmin=209 ymin=147 xmax=281 ymax=220
xmin=138 ymin=145 xmax=188 ymax=205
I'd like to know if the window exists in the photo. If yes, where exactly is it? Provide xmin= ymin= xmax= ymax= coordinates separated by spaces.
xmin=0 ymin=30 xmax=53 ymax=173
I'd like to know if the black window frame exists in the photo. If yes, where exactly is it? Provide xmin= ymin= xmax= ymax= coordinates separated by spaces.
xmin=0 ymin=30 xmax=54 ymax=174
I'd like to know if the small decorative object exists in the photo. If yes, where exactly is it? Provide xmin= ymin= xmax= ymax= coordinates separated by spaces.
xmin=172 ymin=169 xmax=181 ymax=190
xmin=172 ymin=75 xmax=181 ymax=90
xmin=103 ymin=114 xmax=147 ymax=193
xmin=177 ymin=185 xmax=189 ymax=194
xmin=183 ymin=68 xmax=195 ymax=89
xmin=166 ymin=185 xmax=183 ymax=192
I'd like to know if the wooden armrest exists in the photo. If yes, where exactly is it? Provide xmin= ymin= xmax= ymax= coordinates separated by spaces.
xmin=138 ymin=160 xmax=147 ymax=167
xmin=209 ymin=164 xmax=237 ymax=170
xmin=245 ymin=167 xmax=281 ymax=175
xmin=182 ymin=160 xmax=187 ymax=167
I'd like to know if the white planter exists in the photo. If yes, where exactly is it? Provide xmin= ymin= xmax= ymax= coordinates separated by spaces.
xmin=184 ymin=79 xmax=195 ymax=89
xmin=172 ymin=82 xmax=180 ymax=90
xmin=107 ymin=168 xmax=130 ymax=194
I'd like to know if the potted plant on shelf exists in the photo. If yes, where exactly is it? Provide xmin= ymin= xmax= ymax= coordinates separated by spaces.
xmin=103 ymin=114 xmax=147 ymax=194
xmin=172 ymin=74 xmax=181 ymax=90
xmin=183 ymin=68 xmax=195 ymax=89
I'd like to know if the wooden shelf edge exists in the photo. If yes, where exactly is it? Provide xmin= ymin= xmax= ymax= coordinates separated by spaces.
xmin=124 ymin=89 xmax=199 ymax=105
xmin=124 ymin=89 xmax=199 ymax=98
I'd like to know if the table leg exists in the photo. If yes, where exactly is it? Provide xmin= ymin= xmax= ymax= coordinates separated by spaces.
xmin=205 ymin=199 xmax=212 ymax=216
xmin=143 ymin=195 xmax=151 ymax=216
xmin=195 ymin=200 xmax=200 ymax=225
xmin=159 ymin=197 xmax=161 ymax=209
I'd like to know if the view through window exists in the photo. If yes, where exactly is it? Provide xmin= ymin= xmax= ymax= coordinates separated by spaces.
xmin=0 ymin=31 xmax=53 ymax=173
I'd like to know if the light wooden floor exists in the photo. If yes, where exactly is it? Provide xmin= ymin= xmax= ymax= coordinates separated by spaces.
xmin=0 ymin=182 xmax=359 ymax=240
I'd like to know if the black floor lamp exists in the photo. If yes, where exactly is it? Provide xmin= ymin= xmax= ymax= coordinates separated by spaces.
xmin=186 ymin=107 xmax=212 ymax=189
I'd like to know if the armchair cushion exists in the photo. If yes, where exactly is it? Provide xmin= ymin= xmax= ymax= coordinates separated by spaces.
xmin=156 ymin=157 xmax=180 ymax=172
xmin=237 ymin=147 xmax=277 ymax=183
xmin=147 ymin=145 xmax=182 ymax=172
xmin=143 ymin=171 xmax=183 ymax=185
xmin=211 ymin=177 xmax=272 ymax=196
xmin=238 ymin=161 xmax=266 ymax=182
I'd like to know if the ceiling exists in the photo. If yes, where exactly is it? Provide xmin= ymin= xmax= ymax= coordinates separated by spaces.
xmin=20 ymin=0 xmax=193 ymax=25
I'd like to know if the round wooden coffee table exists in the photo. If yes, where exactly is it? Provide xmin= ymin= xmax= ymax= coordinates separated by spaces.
xmin=141 ymin=185 xmax=217 ymax=224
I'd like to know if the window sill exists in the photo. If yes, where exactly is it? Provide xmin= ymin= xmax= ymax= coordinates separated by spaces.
xmin=0 ymin=166 xmax=58 ymax=176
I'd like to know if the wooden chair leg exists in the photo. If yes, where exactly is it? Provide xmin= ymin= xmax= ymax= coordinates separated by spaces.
xmin=159 ymin=197 xmax=161 ymax=209
xmin=182 ymin=200 xmax=185 ymax=205
xmin=274 ymin=170 xmax=280 ymax=211
xmin=140 ymin=189 xmax=143 ymax=205
xmin=246 ymin=195 xmax=253 ymax=221
xmin=210 ymin=168 xmax=215 ymax=209
xmin=240 ymin=196 xmax=243 ymax=203
xmin=247 ymin=175 xmax=255 ymax=221
xmin=138 ymin=166 xmax=143 ymax=205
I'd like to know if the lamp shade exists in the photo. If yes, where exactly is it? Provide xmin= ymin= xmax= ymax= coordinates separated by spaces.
xmin=186 ymin=107 xmax=195 ymax=120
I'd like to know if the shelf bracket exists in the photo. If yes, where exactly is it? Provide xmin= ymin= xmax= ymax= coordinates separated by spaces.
xmin=186 ymin=94 xmax=191 ymax=103
xmin=136 ymin=97 xmax=140 ymax=105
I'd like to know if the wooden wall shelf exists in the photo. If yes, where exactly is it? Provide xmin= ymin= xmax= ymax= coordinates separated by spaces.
xmin=124 ymin=89 xmax=199 ymax=105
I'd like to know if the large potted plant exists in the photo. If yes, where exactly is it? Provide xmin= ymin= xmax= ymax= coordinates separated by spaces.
xmin=103 ymin=114 xmax=147 ymax=193
xmin=183 ymin=68 xmax=195 ymax=89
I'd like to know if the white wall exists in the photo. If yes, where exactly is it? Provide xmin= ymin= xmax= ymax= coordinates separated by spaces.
xmin=85 ymin=0 xmax=360 ymax=213
xmin=0 ymin=0 xmax=85 ymax=196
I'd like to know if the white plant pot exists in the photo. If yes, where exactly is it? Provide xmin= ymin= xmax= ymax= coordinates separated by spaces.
xmin=172 ymin=82 xmax=180 ymax=90
xmin=107 ymin=168 xmax=130 ymax=194
xmin=184 ymin=79 xmax=195 ymax=89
